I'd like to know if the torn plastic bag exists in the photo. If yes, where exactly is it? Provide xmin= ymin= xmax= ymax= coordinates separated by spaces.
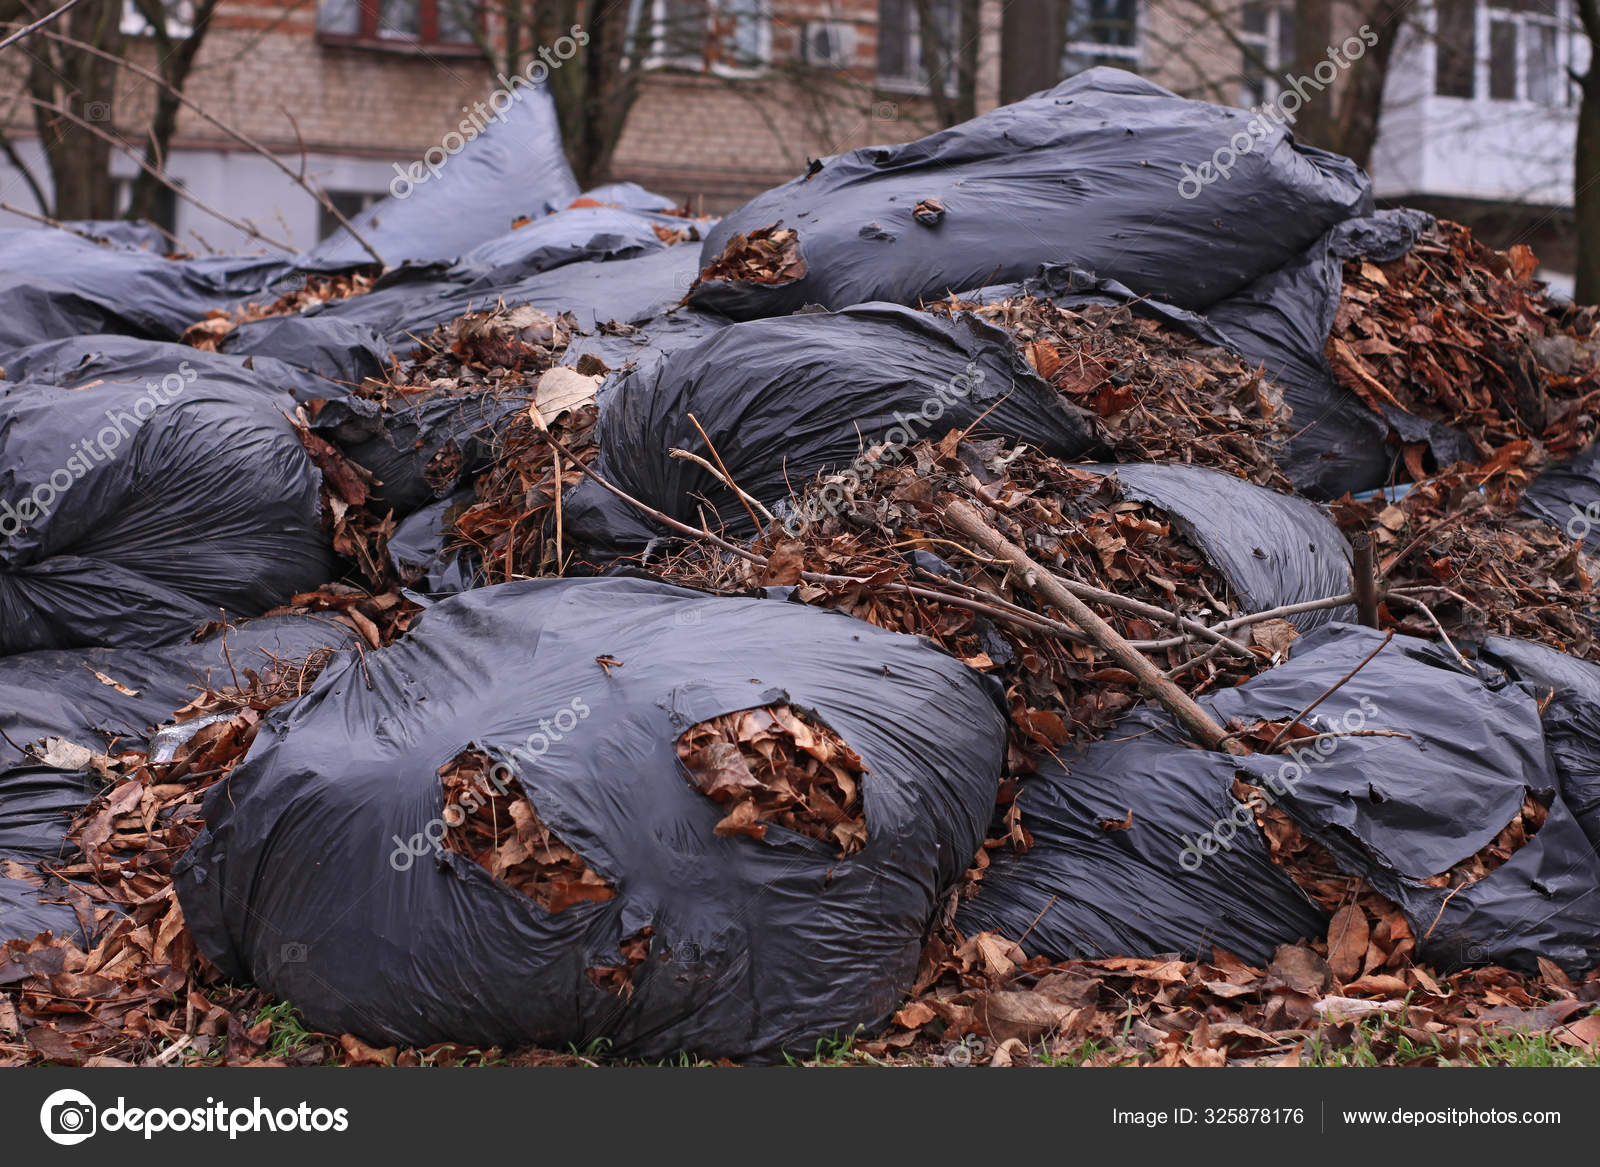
xmin=310 ymin=242 xmax=704 ymax=352
xmin=565 ymin=303 xmax=1104 ymax=554
xmin=1206 ymin=624 xmax=1600 ymax=973
xmin=174 ymin=577 xmax=1008 ymax=1059
xmin=388 ymin=489 xmax=478 ymax=594
xmin=0 ymin=615 xmax=357 ymax=943
xmin=692 ymin=68 xmax=1372 ymax=321
xmin=0 ymin=372 xmax=333 ymax=654
xmin=0 ymin=229 xmax=284 ymax=351
xmin=1089 ymin=463 xmax=1354 ymax=628
xmin=1521 ymin=441 xmax=1600 ymax=551
xmin=300 ymin=86 xmax=579 ymax=271
xmin=956 ymin=720 xmax=1326 ymax=965
xmin=1477 ymin=636 xmax=1600 ymax=855
xmin=60 ymin=219 xmax=172 ymax=252
xmin=217 ymin=315 xmax=394 ymax=393
xmin=313 ymin=388 xmax=522 ymax=515
xmin=1 ymin=334 xmax=345 ymax=406
xmin=959 ymin=263 xmax=1237 ymax=348
xmin=1203 ymin=209 xmax=1456 ymax=498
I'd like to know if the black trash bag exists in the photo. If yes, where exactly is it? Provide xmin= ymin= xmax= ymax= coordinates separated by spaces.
xmin=1477 ymin=636 xmax=1600 ymax=855
xmin=1 ymin=333 xmax=344 ymax=406
xmin=0 ymin=615 xmax=357 ymax=943
xmin=565 ymin=303 xmax=1104 ymax=554
xmin=1522 ymin=441 xmax=1600 ymax=551
xmin=558 ymin=307 xmax=730 ymax=375
xmin=1205 ymin=623 xmax=1600 ymax=974
xmin=0 ymin=370 xmax=333 ymax=654
xmin=387 ymin=489 xmax=478 ymax=594
xmin=301 ymin=85 xmax=579 ymax=271
xmin=218 ymin=315 xmax=395 ymax=393
xmin=314 ymin=389 xmax=523 ymax=516
xmin=174 ymin=577 xmax=1008 ymax=1059
xmin=1089 ymin=463 xmax=1354 ymax=628
xmin=956 ymin=720 xmax=1326 ymax=965
xmin=59 ymin=219 xmax=172 ymax=252
xmin=0 ymin=229 xmax=284 ymax=351
xmin=1203 ymin=209 xmax=1457 ymax=499
xmin=691 ymin=68 xmax=1372 ymax=321
xmin=312 ymin=242 xmax=704 ymax=352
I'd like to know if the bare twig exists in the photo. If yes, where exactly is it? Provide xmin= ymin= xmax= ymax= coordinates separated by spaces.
xmin=0 ymin=0 xmax=87 ymax=53
xmin=1265 ymin=630 xmax=1395 ymax=752
xmin=943 ymin=498 xmax=1247 ymax=756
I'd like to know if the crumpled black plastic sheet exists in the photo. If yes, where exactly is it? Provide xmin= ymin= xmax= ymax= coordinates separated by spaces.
xmin=1090 ymin=463 xmax=1354 ymax=628
xmin=299 ymin=84 xmax=579 ymax=271
xmin=565 ymin=302 xmax=1104 ymax=554
xmin=175 ymin=577 xmax=1007 ymax=1059
xmin=0 ymin=367 xmax=331 ymax=653
xmin=966 ymin=625 xmax=1600 ymax=974
xmin=1203 ymin=209 xmax=1445 ymax=498
xmin=692 ymin=68 xmax=1372 ymax=320
xmin=0 ymin=616 xmax=357 ymax=944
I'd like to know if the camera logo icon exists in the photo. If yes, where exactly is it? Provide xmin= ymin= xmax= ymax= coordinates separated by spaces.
xmin=40 ymin=1088 xmax=97 ymax=1145
xmin=281 ymin=941 xmax=309 ymax=963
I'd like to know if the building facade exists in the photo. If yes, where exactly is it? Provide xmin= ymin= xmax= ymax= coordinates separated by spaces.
xmin=0 ymin=0 xmax=1586 ymax=283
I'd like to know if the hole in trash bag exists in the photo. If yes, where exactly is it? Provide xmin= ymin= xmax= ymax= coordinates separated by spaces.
xmin=584 ymin=926 xmax=653 ymax=998
xmin=693 ymin=223 xmax=806 ymax=289
xmin=675 ymin=704 xmax=868 ymax=857
xmin=437 ymin=747 xmax=616 ymax=912
xmin=1419 ymin=792 xmax=1549 ymax=893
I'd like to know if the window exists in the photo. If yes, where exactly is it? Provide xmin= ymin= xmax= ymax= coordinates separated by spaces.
xmin=1435 ymin=0 xmax=1573 ymax=105
xmin=1238 ymin=1 xmax=1294 ymax=106
xmin=316 ymin=0 xmax=483 ymax=49
xmin=801 ymin=21 xmax=855 ymax=69
xmin=318 ymin=191 xmax=383 ymax=241
xmin=120 ymin=0 xmax=193 ymax=37
xmin=876 ymin=0 xmax=958 ymax=89
xmin=1061 ymin=0 xmax=1139 ymax=77
xmin=641 ymin=0 xmax=770 ymax=72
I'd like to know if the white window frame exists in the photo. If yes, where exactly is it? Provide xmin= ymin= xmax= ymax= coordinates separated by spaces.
xmin=640 ymin=0 xmax=772 ymax=77
xmin=1237 ymin=1 xmax=1292 ymax=107
xmin=1061 ymin=0 xmax=1141 ymax=77
xmin=875 ymin=0 xmax=961 ymax=95
xmin=1433 ymin=0 xmax=1577 ymax=107
xmin=121 ymin=0 xmax=194 ymax=38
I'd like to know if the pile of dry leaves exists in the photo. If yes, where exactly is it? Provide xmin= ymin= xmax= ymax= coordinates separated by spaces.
xmin=651 ymin=432 xmax=1265 ymax=760
xmin=1331 ymin=467 xmax=1599 ymax=660
xmin=437 ymin=747 xmax=616 ymax=914
xmin=182 ymin=270 xmax=378 ymax=350
xmin=1328 ymin=219 xmax=1600 ymax=474
xmin=929 ymin=296 xmax=1295 ymax=491
xmin=691 ymin=223 xmax=805 ymax=293
xmin=677 ymin=704 xmax=868 ymax=856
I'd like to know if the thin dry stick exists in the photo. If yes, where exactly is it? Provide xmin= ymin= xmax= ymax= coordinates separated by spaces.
xmin=687 ymin=413 xmax=765 ymax=534
xmin=16 ymin=24 xmax=385 ymax=263
xmin=669 ymin=448 xmax=775 ymax=522
xmin=1264 ymin=629 xmax=1395 ymax=752
xmin=1385 ymin=591 xmax=1473 ymax=670
xmin=1208 ymin=592 xmax=1358 ymax=632
xmin=943 ymin=498 xmax=1246 ymax=756
xmin=0 ymin=0 xmax=86 ymax=52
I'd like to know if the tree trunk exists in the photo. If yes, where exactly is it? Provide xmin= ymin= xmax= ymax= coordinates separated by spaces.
xmin=998 ymin=0 xmax=1061 ymax=105
xmin=1328 ymin=0 xmax=1409 ymax=170
xmin=1578 ymin=67 xmax=1600 ymax=306
xmin=31 ymin=0 xmax=123 ymax=220
xmin=126 ymin=0 xmax=218 ymax=223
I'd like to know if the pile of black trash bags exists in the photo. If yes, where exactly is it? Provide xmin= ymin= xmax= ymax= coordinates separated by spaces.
xmin=4 ymin=72 xmax=1600 ymax=1061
